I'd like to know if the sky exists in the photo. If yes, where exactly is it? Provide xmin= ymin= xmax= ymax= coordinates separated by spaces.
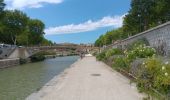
xmin=4 ymin=0 xmax=131 ymax=44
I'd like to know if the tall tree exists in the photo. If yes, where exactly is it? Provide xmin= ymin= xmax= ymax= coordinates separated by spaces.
xmin=95 ymin=28 xmax=125 ymax=47
xmin=95 ymin=35 xmax=105 ymax=47
xmin=0 ymin=0 xmax=5 ymax=43
xmin=0 ymin=0 xmax=5 ymax=15
xmin=123 ymin=0 xmax=155 ymax=36
xmin=28 ymin=19 xmax=45 ymax=45
xmin=0 ymin=1 xmax=51 ymax=46
xmin=2 ymin=10 xmax=29 ymax=45
xmin=154 ymin=0 xmax=170 ymax=24
xmin=95 ymin=0 xmax=170 ymax=47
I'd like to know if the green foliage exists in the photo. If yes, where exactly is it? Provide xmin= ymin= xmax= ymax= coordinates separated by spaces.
xmin=113 ymin=56 xmax=129 ymax=69
xmin=0 ymin=0 xmax=5 ymax=17
xmin=30 ymin=51 xmax=46 ymax=62
xmin=1 ymin=10 xmax=29 ymax=45
xmin=95 ymin=35 xmax=105 ymax=47
xmin=95 ymin=28 xmax=124 ymax=47
xmin=124 ymin=0 xmax=156 ymax=34
xmin=28 ymin=19 xmax=45 ymax=45
xmin=123 ymin=0 xmax=170 ymax=36
xmin=0 ymin=0 xmax=5 ymax=16
xmin=96 ymin=48 xmax=123 ymax=61
xmin=19 ymin=58 xmax=28 ymax=64
xmin=95 ymin=0 xmax=170 ymax=47
xmin=127 ymin=38 xmax=150 ymax=50
xmin=125 ymin=44 xmax=156 ymax=62
xmin=0 ymin=3 xmax=52 ymax=46
xmin=41 ymin=39 xmax=53 ymax=46
xmin=154 ymin=0 xmax=170 ymax=24
xmin=96 ymin=51 xmax=106 ymax=61
xmin=30 ymin=51 xmax=56 ymax=62
xmin=97 ymin=42 xmax=169 ymax=98
xmin=105 ymin=48 xmax=123 ymax=58
xmin=138 ymin=57 xmax=170 ymax=94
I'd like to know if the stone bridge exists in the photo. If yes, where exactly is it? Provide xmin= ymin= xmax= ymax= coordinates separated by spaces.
xmin=27 ymin=45 xmax=98 ymax=55
xmin=0 ymin=44 xmax=99 ymax=59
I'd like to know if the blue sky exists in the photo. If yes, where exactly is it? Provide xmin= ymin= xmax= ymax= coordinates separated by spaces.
xmin=5 ymin=0 xmax=131 ymax=44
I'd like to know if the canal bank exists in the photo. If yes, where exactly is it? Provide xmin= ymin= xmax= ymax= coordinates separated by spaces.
xmin=0 ymin=53 xmax=78 ymax=69
xmin=26 ymin=55 xmax=145 ymax=100
xmin=0 ymin=56 xmax=79 ymax=100
xmin=0 ymin=58 xmax=20 ymax=68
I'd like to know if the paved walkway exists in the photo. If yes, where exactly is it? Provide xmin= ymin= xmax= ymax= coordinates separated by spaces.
xmin=26 ymin=55 xmax=145 ymax=100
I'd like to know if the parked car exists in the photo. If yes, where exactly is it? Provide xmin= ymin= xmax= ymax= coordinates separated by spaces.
xmin=0 ymin=44 xmax=4 ymax=48
xmin=18 ymin=46 xmax=24 ymax=48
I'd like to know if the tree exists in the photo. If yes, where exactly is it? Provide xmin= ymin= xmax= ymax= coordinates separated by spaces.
xmin=0 ymin=0 xmax=5 ymax=15
xmin=123 ymin=0 xmax=156 ymax=35
xmin=41 ymin=39 xmax=53 ymax=46
xmin=95 ymin=0 xmax=170 ymax=47
xmin=2 ymin=10 xmax=29 ymax=45
xmin=28 ymin=19 xmax=45 ymax=45
xmin=154 ymin=0 xmax=170 ymax=24
xmin=0 ymin=0 xmax=5 ymax=43
xmin=17 ymin=30 xmax=29 ymax=45
xmin=0 ymin=2 xmax=51 ymax=46
xmin=95 ymin=35 xmax=105 ymax=47
xmin=95 ymin=28 xmax=124 ymax=47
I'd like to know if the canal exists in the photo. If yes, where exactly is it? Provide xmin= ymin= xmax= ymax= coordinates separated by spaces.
xmin=0 ymin=56 xmax=79 ymax=100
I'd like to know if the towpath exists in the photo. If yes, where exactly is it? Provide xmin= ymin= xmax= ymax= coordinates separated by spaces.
xmin=26 ymin=54 xmax=144 ymax=100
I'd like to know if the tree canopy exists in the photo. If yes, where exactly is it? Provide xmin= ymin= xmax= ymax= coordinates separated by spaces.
xmin=0 ymin=0 xmax=5 ymax=14
xmin=95 ymin=0 xmax=170 ymax=47
xmin=0 ymin=1 xmax=52 ymax=46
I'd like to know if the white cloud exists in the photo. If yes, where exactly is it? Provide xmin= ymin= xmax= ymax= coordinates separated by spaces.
xmin=45 ymin=15 xmax=125 ymax=35
xmin=5 ymin=0 xmax=63 ymax=9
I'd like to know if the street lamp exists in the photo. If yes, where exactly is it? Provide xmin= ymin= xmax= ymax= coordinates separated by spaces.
xmin=138 ymin=14 xmax=141 ymax=32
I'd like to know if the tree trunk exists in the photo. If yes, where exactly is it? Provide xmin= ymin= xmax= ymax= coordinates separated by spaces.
xmin=11 ymin=33 xmax=17 ymax=45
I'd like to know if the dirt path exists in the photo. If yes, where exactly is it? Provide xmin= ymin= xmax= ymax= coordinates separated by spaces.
xmin=26 ymin=55 xmax=145 ymax=100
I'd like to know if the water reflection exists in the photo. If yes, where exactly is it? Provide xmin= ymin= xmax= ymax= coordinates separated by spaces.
xmin=0 ymin=56 xmax=79 ymax=100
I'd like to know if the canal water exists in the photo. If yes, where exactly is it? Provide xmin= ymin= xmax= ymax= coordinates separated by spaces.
xmin=0 ymin=56 xmax=79 ymax=100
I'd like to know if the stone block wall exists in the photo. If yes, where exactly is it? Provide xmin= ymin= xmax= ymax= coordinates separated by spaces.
xmin=111 ymin=21 xmax=170 ymax=56
xmin=0 ymin=58 xmax=20 ymax=68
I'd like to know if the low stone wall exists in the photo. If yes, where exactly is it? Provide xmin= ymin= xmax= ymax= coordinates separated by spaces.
xmin=0 ymin=58 xmax=20 ymax=68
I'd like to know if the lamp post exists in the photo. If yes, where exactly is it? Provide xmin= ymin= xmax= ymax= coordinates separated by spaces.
xmin=138 ymin=14 xmax=141 ymax=32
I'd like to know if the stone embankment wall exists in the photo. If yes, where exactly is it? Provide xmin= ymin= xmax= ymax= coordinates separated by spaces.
xmin=8 ymin=48 xmax=30 ymax=59
xmin=109 ymin=21 xmax=170 ymax=56
xmin=0 ymin=58 xmax=20 ymax=68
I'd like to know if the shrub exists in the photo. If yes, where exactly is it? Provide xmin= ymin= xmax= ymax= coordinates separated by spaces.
xmin=137 ymin=57 xmax=170 ymax=95
xmin=96 ymin=51 xmax=106 ymax=61
xmin=30 ymin=52 xmax=46 ymax=62
xmin=113 ymin=56 xmax=129 ymax=70
xmin=19 ymin=58 xmax=27 ymax=64
xmin=105 ymin=48 xmax=123 ymax=58
xmin=125 ymin=44 xmax=156 ymax=62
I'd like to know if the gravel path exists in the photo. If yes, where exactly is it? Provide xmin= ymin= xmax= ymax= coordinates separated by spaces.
xmin=26 ymin=55 xmax=145 ymax=100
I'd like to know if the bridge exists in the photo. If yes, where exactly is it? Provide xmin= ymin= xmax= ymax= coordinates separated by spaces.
xmin=0 ymin=44 xmax=99 ymax=59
